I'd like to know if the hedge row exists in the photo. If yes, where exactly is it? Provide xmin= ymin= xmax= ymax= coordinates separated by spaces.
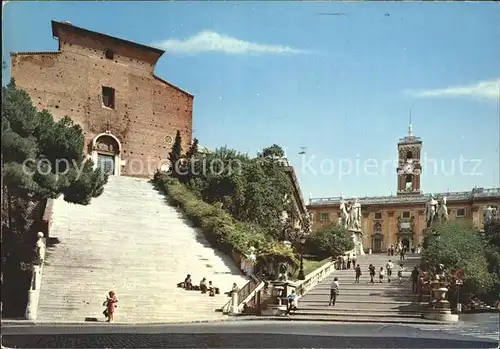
xmin=153 ymin=173 xmax=266 ymax=256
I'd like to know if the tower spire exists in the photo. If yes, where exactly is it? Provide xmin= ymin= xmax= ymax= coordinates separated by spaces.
xmin=408 ymin=108 xmax=413 ymax=136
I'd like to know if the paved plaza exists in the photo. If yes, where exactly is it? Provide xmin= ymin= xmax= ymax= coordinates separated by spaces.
xmin=2 ymin=321 xmax=498 ymax=348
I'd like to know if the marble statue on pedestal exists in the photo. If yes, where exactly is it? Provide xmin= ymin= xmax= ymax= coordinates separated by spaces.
xmin=437 ymin=196 xmax=449 ymax=223
xmin=340 ymin=198 xmax=364 ymax=256
xmin=35 ymin=232 xmax=46 ymax=265
xmin=347 ymin=198 xmax=362 ymax=232
xmin=339 ymin=199 xmax=349 ymax=229
xmin=424 ymin=194 xmax=439 ymax=228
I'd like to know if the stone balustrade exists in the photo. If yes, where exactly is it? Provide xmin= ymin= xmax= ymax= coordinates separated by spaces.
xmin=25 ymin=233 xmax=47 ymax=321
xmin=292 ymin=260 xmax=336 ymax=300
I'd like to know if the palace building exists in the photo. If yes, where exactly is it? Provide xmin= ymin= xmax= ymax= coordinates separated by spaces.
xmin=10 ymin=20 xmax=193 ymax=178
xmin=307 ymin=124 xmax=500 ymax=253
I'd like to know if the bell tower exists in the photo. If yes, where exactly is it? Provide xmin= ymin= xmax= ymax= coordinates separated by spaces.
xmin=396 ymin=111 xmax=422 ymax=195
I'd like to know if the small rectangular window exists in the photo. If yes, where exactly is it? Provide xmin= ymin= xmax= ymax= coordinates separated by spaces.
xmin=105 ymin=50 xmax=114 ymax=60
xmin=320 ymin=213 xmax=330 ymax=221
xmin=374 ymin=212 xmax=382 ymax=220
xmin=102 ymin=86 xmax=115 ymax=109
xmin=402 ymin=211 xmax=411 ymax=218
xmin=456 ymin=208 xmax=466 ymax=217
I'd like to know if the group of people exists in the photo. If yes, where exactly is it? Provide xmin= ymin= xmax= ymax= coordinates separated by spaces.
xmin=329 ymin=261 xmax=421 ymax=307
xmin=387 ymin=243 xmax=421 ymax=260
xmin=181 ymin=274 xmax=218 ymax=296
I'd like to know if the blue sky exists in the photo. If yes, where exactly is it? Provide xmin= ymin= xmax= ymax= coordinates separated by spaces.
xmin=3 ymin=1 xmax=500 ymax=200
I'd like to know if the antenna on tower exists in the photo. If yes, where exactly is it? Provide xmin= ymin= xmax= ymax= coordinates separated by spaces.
xmin=408 ymin=108 xmax=413 ymax=136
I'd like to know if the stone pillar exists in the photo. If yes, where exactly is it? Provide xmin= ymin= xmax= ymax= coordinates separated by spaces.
xmin=471 ymin=207 xmax=480 ymax=229
xmin=229 ymin=291 xmax=239 ymax=315
xmin=387 ymin=211 xmax=395 ymax=248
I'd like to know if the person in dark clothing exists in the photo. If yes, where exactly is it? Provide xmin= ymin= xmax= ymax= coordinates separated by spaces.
xmin=352 ymin=257 xmax=357 ymax=270
xmin=368 ymin=264 xmax=376 ymax=284
xmin=355 ymin=264 xmax=362 ymax=283
xmin=400 ymin=248 xmax=405 ymax=260
xmin=411 ymin=266 xmax=419 ymax=293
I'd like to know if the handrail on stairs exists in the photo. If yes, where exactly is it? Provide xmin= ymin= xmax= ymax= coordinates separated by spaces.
xmin=220 ymin=272 xmax=263 ymax=313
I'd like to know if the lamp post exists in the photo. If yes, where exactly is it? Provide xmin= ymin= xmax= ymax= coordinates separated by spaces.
xmin=297 ymin=236 xmax=306 ymax=280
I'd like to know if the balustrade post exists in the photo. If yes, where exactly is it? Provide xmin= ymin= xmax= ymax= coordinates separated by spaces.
xmin=229 ymin=290 xmax=239 ymax=315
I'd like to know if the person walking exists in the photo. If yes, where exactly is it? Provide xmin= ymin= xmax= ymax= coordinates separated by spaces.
xmin=329 ymin=277 xmax=339 ymax=306
xmin=368 ymin=264 xmax=376 ymax=284
xmin=352 ymin=256 xmax=357 ymax=270
xmin=379 ymin=267 xmax=385 ymax=283
xmin=399 ymin=248 xmax=405 ymax=261
xmin=398 ymin=264 xmax=405 ymax=284
xmin=411 ymin=266 xmax=419 ymax=293
xmin=355 ymin=264 xmax=362 ymax=283
xmin=103 ymin=290 xmax=118 ymax=323
xmin=386 ymin=260 xmax=394 ymax=283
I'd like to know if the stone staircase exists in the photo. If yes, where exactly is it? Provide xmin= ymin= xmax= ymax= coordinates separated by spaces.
xmin=295 ymin=253 xmax=440 ymax=324
xmin=37 ymin=175 xmax=248 ymax=323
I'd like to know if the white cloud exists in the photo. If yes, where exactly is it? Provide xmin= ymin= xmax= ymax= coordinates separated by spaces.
xmin=151 ymin=31 xmax=308 ymax=54
xmin=406 ymin=78 xmax=500 ymax=100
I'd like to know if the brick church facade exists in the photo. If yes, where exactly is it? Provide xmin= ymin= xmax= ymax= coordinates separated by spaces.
xmin=10 ymin=20 xmax=193 ymax=178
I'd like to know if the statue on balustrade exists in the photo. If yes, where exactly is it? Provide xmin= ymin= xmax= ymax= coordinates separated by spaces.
xmin=437 ymin=196 xmax=449 ymax=223
xmin=339 ymin=199 xmax=350 ymax=229
xmin=424 ymin=194 xmax=439 ymax=228
xmin=347 ymin=198 xmax=362 ymax=232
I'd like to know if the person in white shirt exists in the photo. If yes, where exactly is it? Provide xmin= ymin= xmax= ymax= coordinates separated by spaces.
xmin=379 ymin=267 xmax=385 ymax=283
xmin=329 ymin=277 xmax=339 ymax=306
xmin=398 ymin=264 xmax=405 ymax=284
xmin=386 ymin=260 xmax=394 ymax=283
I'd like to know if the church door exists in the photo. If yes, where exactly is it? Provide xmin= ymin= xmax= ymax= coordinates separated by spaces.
xmin=372 ymin=237 xmax=382 ymax=253
xmin=402 ymin=238 xmax=410 ymax=251
xmin=97 ymin=154 xmax=115 ymax=175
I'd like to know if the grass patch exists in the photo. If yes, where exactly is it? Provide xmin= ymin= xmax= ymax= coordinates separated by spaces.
xmin=300 ymin=257 xmax=332 ymax=278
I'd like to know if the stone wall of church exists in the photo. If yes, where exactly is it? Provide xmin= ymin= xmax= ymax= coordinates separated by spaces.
xmin=11 ymin=40 xmax=193 ymax=178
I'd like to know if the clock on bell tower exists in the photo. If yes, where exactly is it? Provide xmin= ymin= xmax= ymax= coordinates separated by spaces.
xmin=396 ymin=116 xmax=422 ymax=195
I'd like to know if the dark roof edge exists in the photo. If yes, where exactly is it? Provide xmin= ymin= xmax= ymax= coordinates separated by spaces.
xmin=51 ymin=20 xmax=165 ymax=56
xmin=11 ymin=51 xmax=61 ymax=56
xmin=153 ymin=74 xmax=193 ymax=98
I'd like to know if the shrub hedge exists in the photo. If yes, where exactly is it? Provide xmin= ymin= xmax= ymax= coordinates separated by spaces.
xmin=153 ymin=172 xmax=266 ymax=256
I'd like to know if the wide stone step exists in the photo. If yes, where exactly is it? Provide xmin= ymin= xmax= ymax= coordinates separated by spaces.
xmin=299 ymin=306 xmax=423 ymax=313
xmin=264 ymin=315 xmax=445 ymax=324
xmin=294 ymin=309 xmax=421 ymax=318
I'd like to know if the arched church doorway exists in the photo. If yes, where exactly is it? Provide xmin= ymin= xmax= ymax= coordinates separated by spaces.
xmin=91 ymin=132 xmax=121 ymax=176
xmin=401 ymin=238 xmax=410 ymax=251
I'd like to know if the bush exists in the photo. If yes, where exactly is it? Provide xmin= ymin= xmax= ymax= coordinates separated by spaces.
xmin=305 ymin=223 xmax=354 ymax=260
xmin=153 ymin=173 xmax=266 ymax=255
xmin=422 ymin=221 xmax=494 ymax=295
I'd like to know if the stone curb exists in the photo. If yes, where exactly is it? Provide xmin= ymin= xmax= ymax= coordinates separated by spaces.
xmin=1 ymin=315 xmax=449 ymax=327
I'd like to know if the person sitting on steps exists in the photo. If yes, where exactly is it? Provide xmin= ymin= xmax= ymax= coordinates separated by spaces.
xmin=208 ymin=281 xmax=215 ymax=296
xmin=226 ymin=283 xmax=239 ymax=297
xmin=184 ymin=274 xmax=193 ymax=290
xmin=200 ymin=277 xmax=207 ymax=293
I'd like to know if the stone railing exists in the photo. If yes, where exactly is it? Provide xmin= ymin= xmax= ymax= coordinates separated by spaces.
xmin=25 ymin=233 xmax=46 ymax=320
xmin=308 ymin=187 xmax=500 ymax=206
xmin=292 ymin=260 xmax=336 ymax=299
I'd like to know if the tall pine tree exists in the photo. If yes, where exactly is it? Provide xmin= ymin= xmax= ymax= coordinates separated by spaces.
xmin=168 ymin=130 xmax=182 ymax=176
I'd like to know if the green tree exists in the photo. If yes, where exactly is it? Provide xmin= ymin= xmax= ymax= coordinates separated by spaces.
xmin=422 ymin=221 xmax=494 ymax=295
xmin=168 ymin=130 xmax=182 ymax=176
xmin=1 ymin=80 xmax=107 ymax=316
xmin=305 ymin=223 xmax=354 ymax=259
xmin=259 ymin=144 xmax=285 ymax=158
xmin=484 ymin=217 xmax=500 ymax=248
xmin=185 ymin=138 xmax=199 ymax=159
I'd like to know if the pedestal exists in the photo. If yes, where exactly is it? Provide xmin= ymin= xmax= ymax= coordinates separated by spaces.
xmin=229 ymin=291 xmax=239 ymax=315
xmin=349 ymin=230 xmax=365 ymax=256
xmin=422 ymin=286 xmax=459 ymax=322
